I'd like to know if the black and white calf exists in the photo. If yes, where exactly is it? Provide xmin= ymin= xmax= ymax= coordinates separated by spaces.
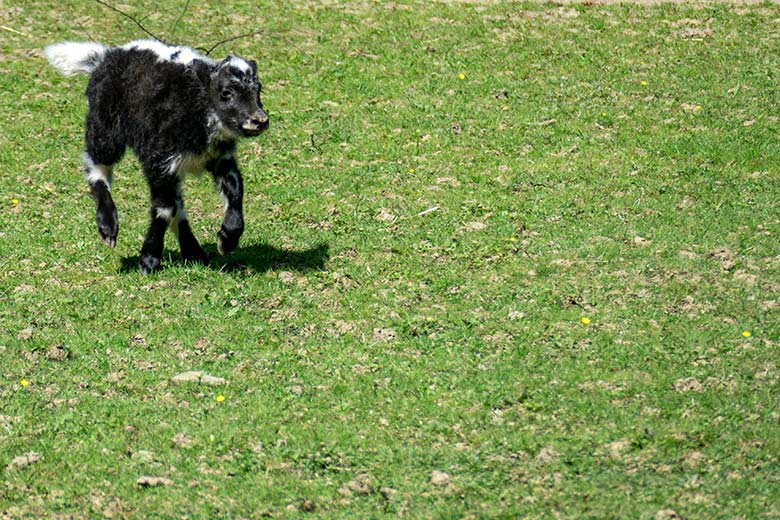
xmin=44 ymin=39 xmax=268 ymax=273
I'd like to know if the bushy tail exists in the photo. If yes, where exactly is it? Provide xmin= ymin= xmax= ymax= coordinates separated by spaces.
xmin=44 ymin=41 xmax=108 ymax=76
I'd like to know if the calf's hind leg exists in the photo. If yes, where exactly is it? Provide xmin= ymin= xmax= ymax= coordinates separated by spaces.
xmin=171 ymin=185 xmax=209 ymax=266
xmin=83 ymin=151 xmax=119 ymax=248
xmin=84 ymin=108 xmax=124 ymax=248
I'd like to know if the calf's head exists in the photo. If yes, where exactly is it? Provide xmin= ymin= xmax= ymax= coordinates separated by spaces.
xmin=211 ymin=57 xmax=268 ymax=138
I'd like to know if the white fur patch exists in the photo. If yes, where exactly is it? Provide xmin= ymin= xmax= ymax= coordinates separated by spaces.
xmin=155 ymin=206 xmax=175 ymax=222
xmin=163 ymin=154 xmax=184 ymax=176
xmin=218 ymin=190 xmax=230 ymax=212
xmin=218 ymin=169 xmax=240 ymax=213
xmin=226 ymin=56 xmax=252 ymax=74
xmin=45 ymin=41 xmax=107 ymax=76
xmin=83 ymin=152 xmax=113 ymax=190
xmin=164 ymin=152 xmax=218 ymax=178
xmin=207 ymin=112 xmax=239 ymax=142
xmin=121 ymin=39 xmax=213 ymax=66
xmin=165 ymin=146 xmax=233 ymax=178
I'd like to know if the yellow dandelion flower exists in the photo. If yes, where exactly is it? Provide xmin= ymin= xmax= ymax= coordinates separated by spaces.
xmin=20 ymin=378 xmax=29 ymax=387
xmin=741 ymin=331 xmax=751 ymax=338
xmin=408 ymin=168 xmax=415 ymax=174
xmin=695 ymin=105 xmax=702 ymax=111
xmin=508 ymin=236 xmax=517 ymax=243
xmin=580 ymin=317 xmax=591 ymax=326
xmin=216 ymin=394 xmax=225 ymax=402
xmin=640 ymin=80 xmax=647 ymax=86
xmin=458 ymin=72 xmax=465 ymax=80
xmin=601 ymin=112 xmax=607 ymax=117
xmin=11 ymin=198 xmax=19 ymax=205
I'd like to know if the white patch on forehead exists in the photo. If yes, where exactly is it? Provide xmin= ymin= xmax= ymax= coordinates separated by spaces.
xmin=122 ymin=39 xmax=214 ymax=66
xmin=225 ymin=56 xmax=252 ymax=74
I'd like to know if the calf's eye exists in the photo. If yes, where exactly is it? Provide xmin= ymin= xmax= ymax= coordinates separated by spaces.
xmin=220 ymin=89 xmax=232 ymax=101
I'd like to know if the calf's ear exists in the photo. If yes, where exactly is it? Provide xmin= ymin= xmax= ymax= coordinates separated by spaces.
xmin=187 ymin=60 xmax=212 ymax=84
xmin=249 ymin=60 xmax=257 ymax=75
xmin=218 ymin=56 xmax=232 ymax=70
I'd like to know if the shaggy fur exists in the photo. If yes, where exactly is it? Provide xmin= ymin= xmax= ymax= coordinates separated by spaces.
xmin=44 ymin=39 xmax=268 ymax=273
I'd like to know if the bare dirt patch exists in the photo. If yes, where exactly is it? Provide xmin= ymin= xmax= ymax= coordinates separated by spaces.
xmin=45 ymin=344 xmax=68 ymax=361
xmin=674 ymin=377 xmax=704 ymax=393
xmin=535 ymin=446 xmax=560 ymax=464
xmin=6 ymin=452 xmax=40 ymax=471
xmin=373 ymin=328 xmax=397 ymax=342
xmin=430 ymin=470 xmax=453 ymax=487
xmin=171 ymin=371 xmax=227 ymax=385
xmin=136 ymin=476 xmax=173 ymax=488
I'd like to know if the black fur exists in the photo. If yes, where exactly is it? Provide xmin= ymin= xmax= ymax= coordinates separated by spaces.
xmin=49 ymin=41 xmax=268 ymax=273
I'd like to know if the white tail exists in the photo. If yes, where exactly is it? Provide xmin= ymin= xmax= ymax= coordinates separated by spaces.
xmin=44 ymin=41 xmax=108 ymax=76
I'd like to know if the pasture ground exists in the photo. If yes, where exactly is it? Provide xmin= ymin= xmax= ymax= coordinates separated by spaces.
xmin=1 ymin=0 xmax=779 ymax=518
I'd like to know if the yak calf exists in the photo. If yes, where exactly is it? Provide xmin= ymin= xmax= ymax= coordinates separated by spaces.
xmin=45 ymin=39 xmax=268 ymax=273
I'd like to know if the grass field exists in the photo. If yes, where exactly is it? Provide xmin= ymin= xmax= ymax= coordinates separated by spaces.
xmin=2 ymin=0 xmax=780 ymax=518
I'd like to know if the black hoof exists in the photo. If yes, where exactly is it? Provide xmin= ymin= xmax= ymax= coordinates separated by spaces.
xmin=96 ymin=206 xmax=118 ymax=248
xmin=182 ymin=246 xmax=209 ymax=266
xmin=139 ymin=254 xmax=161 ymax=274
xmin=216 ymin=227 xmax=242 ymax=256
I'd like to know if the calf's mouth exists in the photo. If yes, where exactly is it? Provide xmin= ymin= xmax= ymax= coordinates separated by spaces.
xmin=241 ymin=111 xmax=269 ymax=136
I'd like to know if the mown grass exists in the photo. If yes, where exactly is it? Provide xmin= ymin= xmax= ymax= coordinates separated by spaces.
xmin=1 ymin=0 xmax=779 ymax=518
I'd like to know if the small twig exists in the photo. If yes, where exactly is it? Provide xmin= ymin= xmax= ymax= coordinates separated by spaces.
xmin=417 ymin=206 xmax=440 ymax=217
xmin=525 ymin=118 xmax=557 ymax=126
xmin=169 ymin=0 xmax=191 ymax=38
xmin=74 ymin=17 xmax=94 ymax=42
xmin=200 ymin=29 xmax=268 ymax=56
xmin=94 ymin=0 xmax=168 ymax=44
xmin=1 ymin=25 xmax=27 ymax=36
xmin=93 ymin=0 xmax=297 ymax=59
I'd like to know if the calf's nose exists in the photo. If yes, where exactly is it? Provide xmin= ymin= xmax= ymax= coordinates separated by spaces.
xmin=241 ymin=108 xmax=269 ymax=135
xmin=251 ymin=109 xmax=268 ymax=125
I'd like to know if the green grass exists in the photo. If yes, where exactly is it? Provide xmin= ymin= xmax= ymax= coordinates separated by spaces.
xmin=2 ymin=0 xmax=780 ymax=517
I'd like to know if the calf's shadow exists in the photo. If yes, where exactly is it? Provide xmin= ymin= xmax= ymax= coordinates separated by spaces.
xmin=119 ymin=242 xmax=329 ymax=274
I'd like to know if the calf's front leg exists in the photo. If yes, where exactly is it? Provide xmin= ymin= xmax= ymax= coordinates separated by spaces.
xmin=139 ymin=176 xmax=178 ymax=274
xmin=139 ymin=176 xmax=210 ymax=273
xmin=209 ymin=154 xmax=244 ymax=256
